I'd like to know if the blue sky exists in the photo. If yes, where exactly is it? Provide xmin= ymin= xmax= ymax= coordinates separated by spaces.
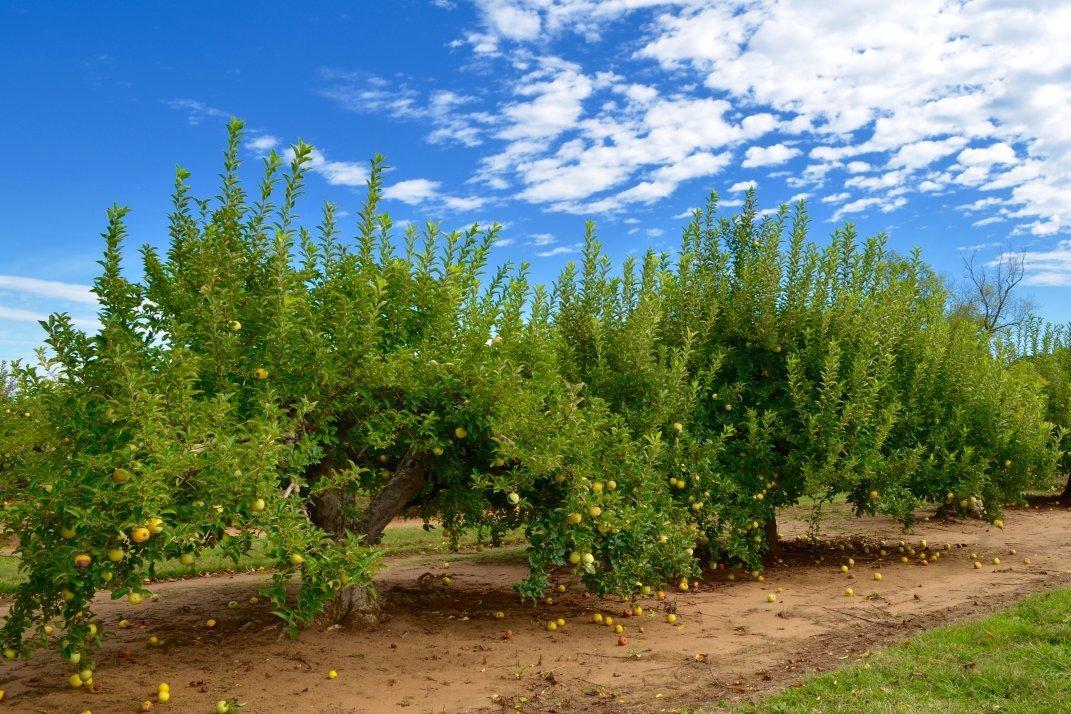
xmin=3 ymin=0 xmax=1071 ymax=363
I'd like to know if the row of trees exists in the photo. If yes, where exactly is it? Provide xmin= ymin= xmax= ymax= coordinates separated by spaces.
xmin=0 ymin=121 xmax=1066 ymax=672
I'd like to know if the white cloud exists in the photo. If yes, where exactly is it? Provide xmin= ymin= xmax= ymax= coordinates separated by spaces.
xmin=308 ymin=0 xmax=1071 ymax=245
xmin=530 ymin=233 xmax=556 ymax=246
xmin=0 ymin=304 xmax=99 ymax=332
xmin=958 ymin=142 xmax=1018 ymax=168
xmin=463 ymin=0 xmax=1070 ymax=233
xmin=831 ymin=195 xmax=907 ymax=222
xmin=653 ymin=151 xmax=731 ymax=183
xmin=319 ymin=71 xmax=494 ymax=148
xmin=0 ymin=275 xmax=97 ymax=305
xmin=498 ymin=58 xmax=594 ymax=143
xmin=164 ymin=99 xmax=229 ymax=126
xmin=888 ymin=137 xmax=968 ymax=171
xmin=380 ymin=178 xmax=488 ymax=213
xmin=383 ymin=179 xmax=442 ymax=204
xmin=1000 ymin=240 xmax=1071 ymax=286
xmin=301 ymin=149 xmax=369 ymax=187
xmin=245 ymin=135 xmax=280 ymax=153
xmin=646 ymin=228 xmax=664 ymax=237
xmin=536 ymin=243 xmax=581 ymax=257
xmin=478 ymin=0 xmax=541 ymax=42
xmin=742 ymin=143 xmax=800 ymax=168
xmin=729 ymin=180 xmax=757 ymax=192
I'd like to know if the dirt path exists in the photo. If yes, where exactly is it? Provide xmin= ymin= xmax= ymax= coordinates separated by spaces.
xmin=2 ymin=503 xmax=1071 ymax=713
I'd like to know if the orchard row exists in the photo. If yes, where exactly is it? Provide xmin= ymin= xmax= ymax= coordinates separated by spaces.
xmin=0 ymin=120 xmax=1066 ymax=673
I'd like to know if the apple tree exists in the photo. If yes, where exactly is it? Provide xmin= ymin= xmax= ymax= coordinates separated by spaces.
xmin=0 ymin=121 xmax=697 ymax=672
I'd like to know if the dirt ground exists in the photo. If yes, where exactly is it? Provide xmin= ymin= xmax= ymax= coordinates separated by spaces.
xmin=3 ymin=502 xmax=1071 ymax=714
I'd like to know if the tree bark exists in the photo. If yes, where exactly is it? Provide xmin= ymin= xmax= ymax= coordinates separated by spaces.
xmin=763 ymin=512 xmax=780 ymax=564
xmin=308 ymin=453 xmax=428 ymax=628
xmin=1060 ymin=474 xmax=1071 ymax=503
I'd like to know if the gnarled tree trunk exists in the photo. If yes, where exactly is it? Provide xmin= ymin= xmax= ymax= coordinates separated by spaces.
xmin=763 ymin=512 xmax=779 ymax=564
xmin=309 ymin=453 xmax=428 ymax=628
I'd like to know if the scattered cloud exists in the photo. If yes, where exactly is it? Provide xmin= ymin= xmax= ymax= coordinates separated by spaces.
xmin=455 ymin=0 xmax=1071 ymax=238
xmin=999 ymin=240 xmax=1071 ymax=287
xmin=382 ymin=177 xmax=488 ymax=212
xmin=245 ymin=134 xmax=280 ymax=153
xmin=318 ymin=70 xmax=495 ymax=147
xmin=164 ymin=99 xmax=230 ymax=126
xmin=0 ymin=304 xmax=99 ymax=332
xmin=384 ymin=179 xmax=442 ymax=204
xmin=536 ymin=243 xmax=581 ymax=257
xmin=305 ymin=149 xmax=369 ymax=187
xmin=0 ymin=275 xmax=97 ymax=305
xmin=742 ymin=143 xmax=800 ymax=168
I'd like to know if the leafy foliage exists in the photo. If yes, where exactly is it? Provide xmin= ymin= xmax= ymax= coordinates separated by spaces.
xmin=0 ymin=121 xmax=1062 ymax=673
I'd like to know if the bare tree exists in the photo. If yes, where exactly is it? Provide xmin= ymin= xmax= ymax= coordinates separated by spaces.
xmin=960 ymin=250 xmax=1035 ymax=334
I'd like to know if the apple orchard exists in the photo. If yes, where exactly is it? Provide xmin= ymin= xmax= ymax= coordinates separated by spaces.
xmin=0 ymin=121 xmax=1067 ymax=697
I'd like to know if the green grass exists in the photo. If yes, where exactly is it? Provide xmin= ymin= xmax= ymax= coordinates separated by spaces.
xmin=739 ymin=587 xmax=1071 ymax=714
xmin=0 ymin=523 xmax=526 ymax=595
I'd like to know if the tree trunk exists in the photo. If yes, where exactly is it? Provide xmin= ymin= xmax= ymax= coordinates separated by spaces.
xmin=309 ymin=453 xmax=428 ymax=628
xmin=1060 ymin=474 xmax=1071 ymax=503
xmin=763 ymin=512 xmax=780 ymax=564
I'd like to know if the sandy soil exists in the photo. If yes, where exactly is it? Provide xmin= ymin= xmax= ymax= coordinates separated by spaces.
xmin=2 ymin=502 xmax=1071 ymax=714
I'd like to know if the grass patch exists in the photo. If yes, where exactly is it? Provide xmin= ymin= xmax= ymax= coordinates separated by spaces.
xmin=0 ymin=523 xmax=526 ymax=594
xmin=740 ymin=587 xmax=1071 ymax=714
